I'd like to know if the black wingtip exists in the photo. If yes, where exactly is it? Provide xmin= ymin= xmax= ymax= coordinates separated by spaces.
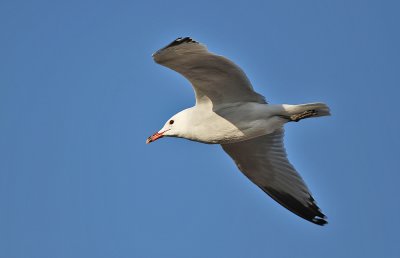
xmin=312 ymin=216 xmax=328 ymax=226
xmin=153 ymin=37 xmax=199 ymax=60
xmin=261 ymin=187 xmax=328 ymax=226
xmin=163 ymin=37 xmax=198 ymax=49
xmin=308 ymin=196 xmax=328 ymax=226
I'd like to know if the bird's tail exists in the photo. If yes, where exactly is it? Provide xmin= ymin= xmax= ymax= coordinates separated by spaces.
xmin=281 ymin=102 xmax=331 ymax=121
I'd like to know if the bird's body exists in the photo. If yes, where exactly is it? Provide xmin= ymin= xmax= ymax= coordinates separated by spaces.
xmin=147 ymin=37 xmax=330 ymax=225
xmin=164 ymin=103 xmax=287 ymax=144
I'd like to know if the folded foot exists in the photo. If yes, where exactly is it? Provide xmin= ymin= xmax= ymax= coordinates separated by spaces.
xmin=285 ymin=110 xmax=318 ymax=122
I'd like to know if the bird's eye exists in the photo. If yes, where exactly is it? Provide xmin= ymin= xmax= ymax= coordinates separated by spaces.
xmin=169 ymin=120 xmax=174 ymax=125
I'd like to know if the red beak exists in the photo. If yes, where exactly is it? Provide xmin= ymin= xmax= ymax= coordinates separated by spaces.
xmin=146 ymin=131 xmax=165 ymax=144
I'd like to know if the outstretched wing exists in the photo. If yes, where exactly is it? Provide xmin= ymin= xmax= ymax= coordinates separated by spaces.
xmin=221 ymin=129 xmax=327 ymax=225
xmin=153 ymin=37 xmax=266 ymax=106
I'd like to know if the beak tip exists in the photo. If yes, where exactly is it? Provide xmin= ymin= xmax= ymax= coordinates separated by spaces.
xmin=146 ymin=131 xmax=165 ymax=144
xmin=146 ymin=137 xmax=152 ymax=144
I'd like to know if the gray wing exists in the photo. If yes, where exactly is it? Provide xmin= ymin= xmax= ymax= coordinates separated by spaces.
xmin=221 ymin=129 xmax=327 ymax=225
xmin=153 ymin=37 xmax=266 ymax=106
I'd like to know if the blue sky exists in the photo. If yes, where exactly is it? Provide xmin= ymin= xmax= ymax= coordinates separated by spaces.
xmin=1 ymin=0 xmax=399 ymax=257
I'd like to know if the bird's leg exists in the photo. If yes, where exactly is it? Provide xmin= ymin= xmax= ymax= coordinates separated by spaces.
xmin=282 ymin=110 xmax=318 ymax=122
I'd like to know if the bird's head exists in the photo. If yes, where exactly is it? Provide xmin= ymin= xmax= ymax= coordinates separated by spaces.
xmin=146 ymin=110 xmax=190 ymax=144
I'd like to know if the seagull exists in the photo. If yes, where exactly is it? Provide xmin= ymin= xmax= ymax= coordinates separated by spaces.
xmin=146 ymin=37 xmax=330 ymax=225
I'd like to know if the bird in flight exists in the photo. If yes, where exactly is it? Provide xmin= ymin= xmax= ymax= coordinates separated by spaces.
xmin=147 ymin=37 xmax=330 ymax=225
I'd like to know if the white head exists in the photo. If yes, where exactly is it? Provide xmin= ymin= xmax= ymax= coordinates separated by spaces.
xmin=146 ymin=109 xmax=191 ymax=144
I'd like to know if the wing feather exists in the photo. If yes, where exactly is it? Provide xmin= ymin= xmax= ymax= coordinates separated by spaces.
xmin=221 ymin=129 xmax=327 ymax=225
xmin=153 ymin=37 xmax=266 ymax=106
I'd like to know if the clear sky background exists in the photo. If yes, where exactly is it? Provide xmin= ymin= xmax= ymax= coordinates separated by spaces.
xmin=1 ymin=0 xmax=399 ymax=257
